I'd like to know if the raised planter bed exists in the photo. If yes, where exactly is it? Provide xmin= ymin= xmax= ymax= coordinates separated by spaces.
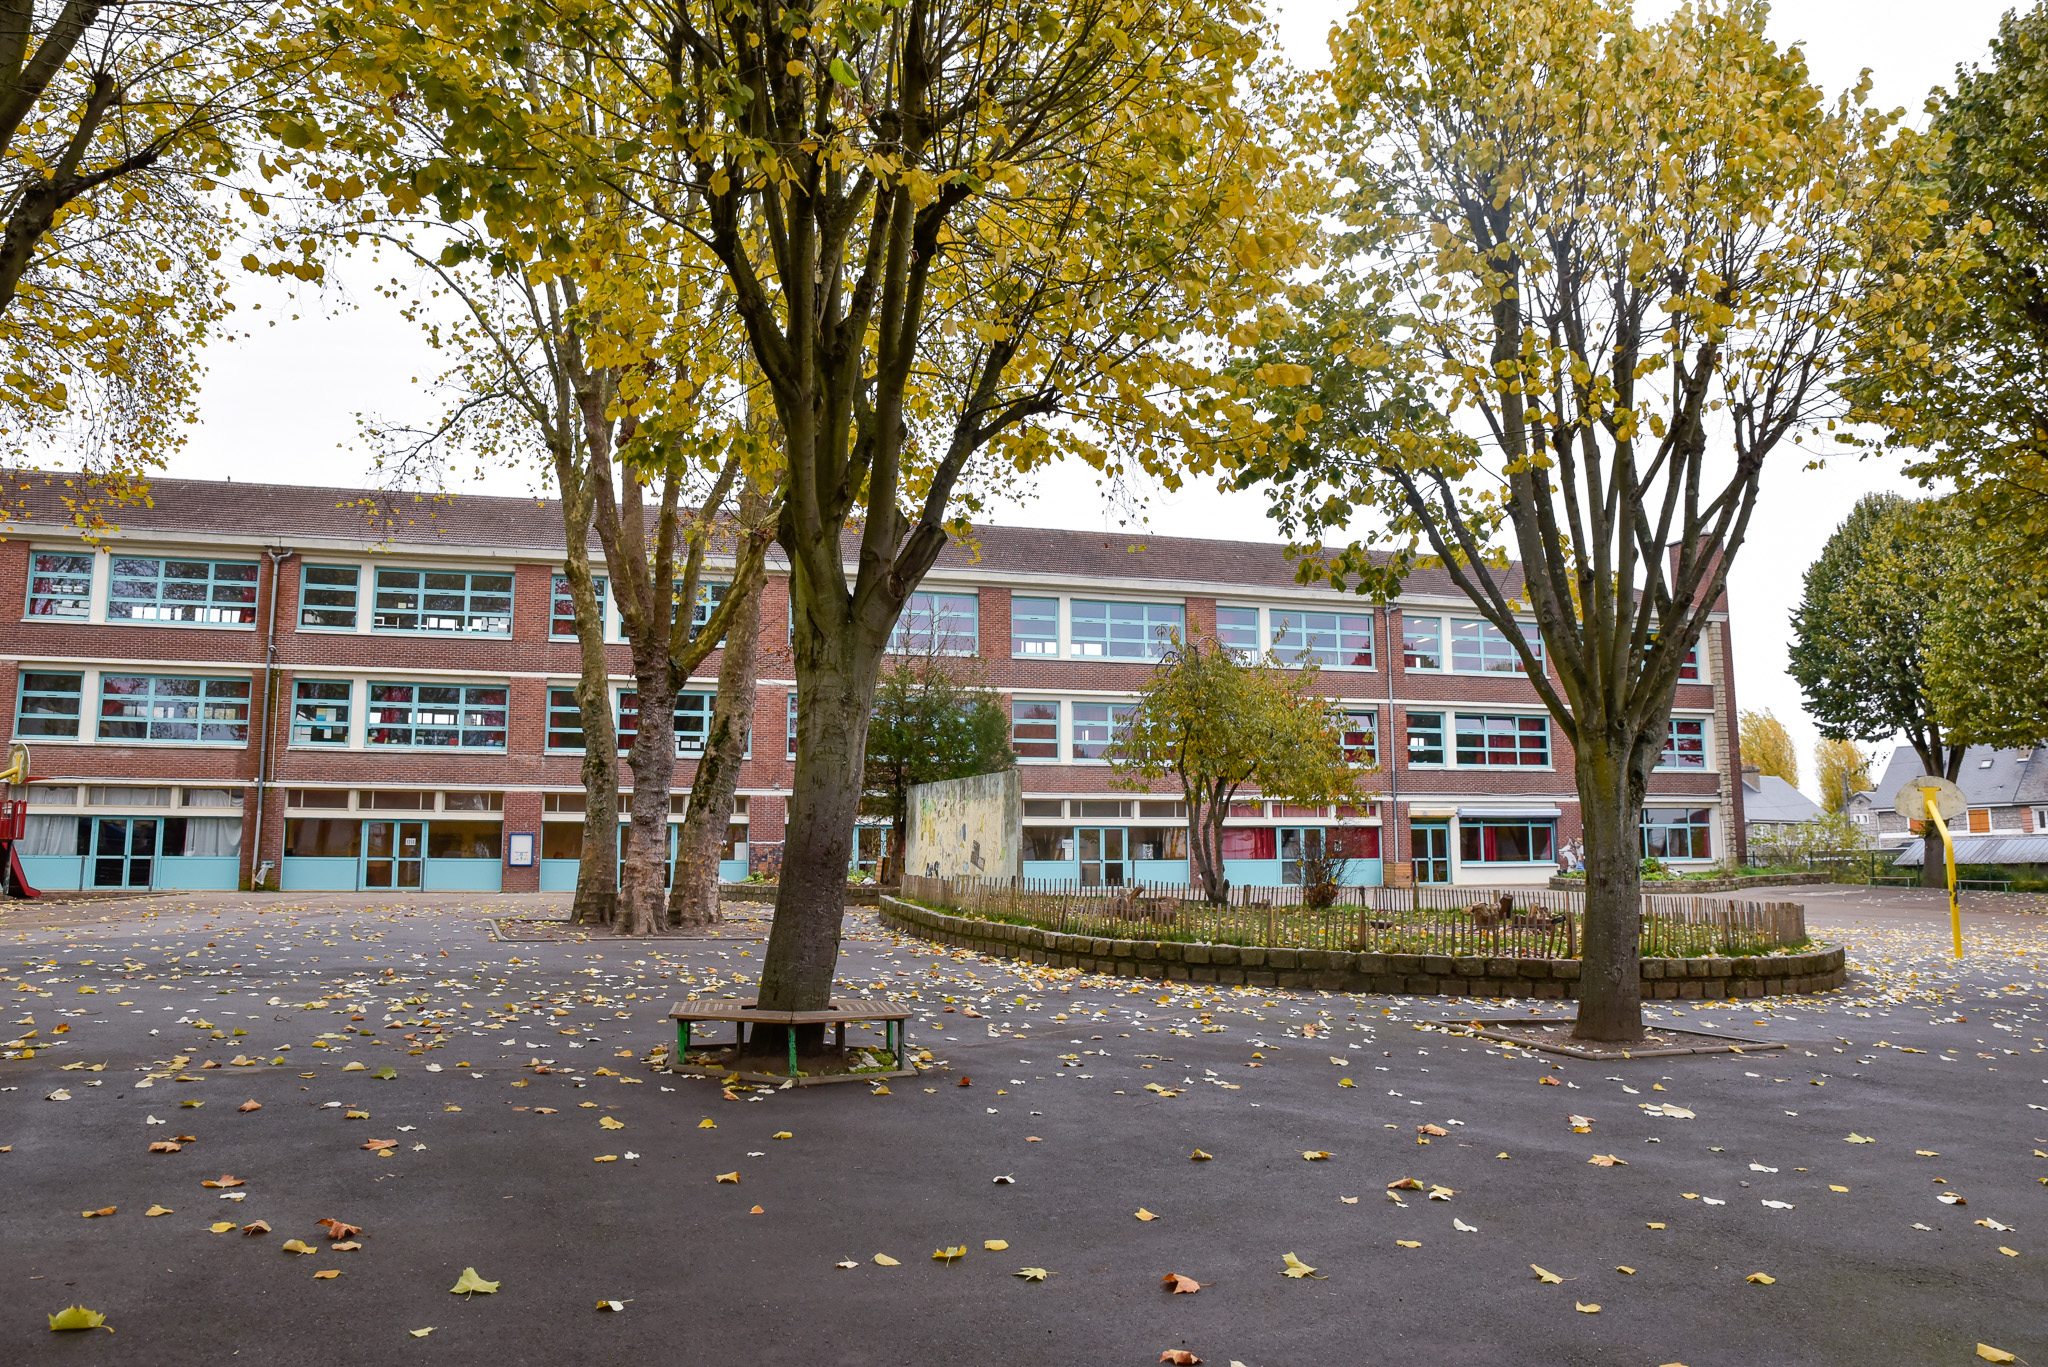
xmin=1548 ymin=873 xmax=1819 ymax=894
xmin=877 ymin=895 xmax=1847 ymax=1000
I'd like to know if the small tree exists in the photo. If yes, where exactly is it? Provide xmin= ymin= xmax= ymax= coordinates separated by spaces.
xmin=1813 ymin=739 xmax=1872 ymax=813
xmin=1739 ymin=711 xmax=1800 ymax=788
xmin=863 ymin=650 xmax=1015 ymax=884
xmin=1110 ymin=636 xmax=1360 ymax=905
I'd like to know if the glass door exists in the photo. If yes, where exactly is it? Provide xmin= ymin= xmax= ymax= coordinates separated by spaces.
xmin=1411 ymin=821 xmax=1450 ymax=884
xmin=91 ymin=817 xmax=157 ymax=888
xmin=1279 ymin=827 xmax=1324 ymax=885
xmin=1078 ymin=827 xmax=1126 ymax=887
xmin=363 ymin=820 xmax=426 ymax=888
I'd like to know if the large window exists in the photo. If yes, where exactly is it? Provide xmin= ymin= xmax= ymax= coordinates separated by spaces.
xmin=16 ymin=671 xmax=83 ymax=738
xmin=1012 ymin=699 xmax=1059 ymax=760
xmin=291 ymin=680 xmax=352 ymax=745
xmin=1023 ymin=827 xmax=1075 ymax=862
xmin=617 ymin=689 xmax=731 ymax=756
xmin=1011 ymin=597 xmax=1059 ymax=656
xmin=1660 ymin=717 xmax=1707 ymax=769
xmin=1130 ymin=827 xmax=1188 ymax=861
xmin=108 ymin=556 xmax=258 ymax=625
xmin=1070 ymin=701 xmax=1135 ymax=760
xmin=546 ymin=687 xmax=585 ymax=751
xmin=1271 ymin=610 xmax=1374 ymax=668
xmin=1450 ymin=619 xmax=1541 ymax=674
xmin=550 ymin=574 xmax=607 ymax=639
xmin=1406 ymin=711 xmax=1445 ymax=766
xmin=365 ymin=683 xmax=508 ymax=749
xmin=1460 ymin=818 xmax=1556 ymax=863
xmin=1642 ymin=807 xmax=1713 ymax=860
xmin=1070 ymin=600 xmax=1183 ymax=660
xmin=428 ymin=822 xmax=503 ymax=860
xmin=1402 ymin=615 xmax=1442 ymax=671
xmin=98 ymin=675 xmax=252 ymax=743
xmin=1216 ymin=605 xmax=1260 ymax=656
xmin=1454 ymin=714 xmax=1550 ymax=766
xmin=1220 ymin=827 xmax=1278 ymax=860
xmin=372 ymin=568 xmax=513 ymax=634
xmin=27 ymin=552 xmax=92 ymax=618
xmin=1342 ymin=710 xmax=1378 ymax=766
xmin=683 ymin=580 xmax=728 ymax=640
xmin=889 ymin=591 xmax=978 ymax=654
xmin=299 ymin=565 xmax=361 ymax=629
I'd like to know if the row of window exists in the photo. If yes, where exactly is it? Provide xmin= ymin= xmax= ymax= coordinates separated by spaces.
xmin=1009 ymin=699 xmax=1381 ymax=766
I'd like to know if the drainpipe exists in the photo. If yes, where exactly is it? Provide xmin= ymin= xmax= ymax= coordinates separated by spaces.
xmin=251 ymin=547 xmax=294 ymax=890
xmin=1382 ymin=602 xmax=1400 ymax=874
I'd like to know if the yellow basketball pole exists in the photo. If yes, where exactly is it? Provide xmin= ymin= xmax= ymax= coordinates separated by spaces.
xmin=1922 ymin=790 xmax=1962 ymax=958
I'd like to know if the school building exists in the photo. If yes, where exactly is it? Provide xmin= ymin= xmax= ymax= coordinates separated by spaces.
xmin=0 ymin=474 xmax=1747 ymax=895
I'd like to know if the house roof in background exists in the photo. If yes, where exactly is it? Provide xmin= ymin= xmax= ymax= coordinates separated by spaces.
xmin=1868 ymin=744 xmax=2048 ymax=813
xmin=1 ymin=470 xmax=1497 ymax=599
xmin=1740 ymin=773 xmax=1824 ymax=824
xmin=1893 ymin=833 xmax=2048 ymax=867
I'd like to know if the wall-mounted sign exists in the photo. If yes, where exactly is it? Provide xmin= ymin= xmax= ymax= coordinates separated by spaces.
xmin=507 ymin=832 xmax=535 ymax=867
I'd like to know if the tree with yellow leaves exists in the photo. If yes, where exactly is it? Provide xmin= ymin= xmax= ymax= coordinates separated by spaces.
xmin=1237 ymin=0 xmax=1940 ymax=1041
xmin=1740 ymin=711 xmax=1799 ymax=789
xmin=1813 ymin=739 xmax=1871 ymax=813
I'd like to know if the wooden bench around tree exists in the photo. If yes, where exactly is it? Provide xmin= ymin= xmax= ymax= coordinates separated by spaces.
xmin=668 ymin=998 xmax=916 ymax=1087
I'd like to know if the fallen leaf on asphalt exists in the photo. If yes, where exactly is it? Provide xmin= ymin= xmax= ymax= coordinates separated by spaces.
xmin=1159 ymin=1352 xmax=1199 ymax=1364
xmin=1162 ymin=1273 xmax=1202 ymax=1293
xmin=209 ymin=1221 xmax=235 ymax=1233
xmin=1845 ymin=1133 xmax=1874 ymax=1144
xmin=180 ymin=1099 xmax=202 ymax=1108
xmin=1939 ymin=1193 xmax=1968 ymax=1206
xmin=1999 ymin=1246 xmax=2019 ymax=1257
xmin=1746 ymin=1273 xmax=1776 ymax=1284
xmin=957 ymin=1077 xmax=971 ymax=1087
xmin=1576 ymin=1302 xmax=1602 ymax=1313
xmin=1761 ymin=1200 xmax=1795 ymax=1210
xmin=1639 ymin=1103 xmax=1695 ymax=1119
xmin=599 ymin=1117 xmax=624 ymax=1130
xmin=1588 ymin=1155 xmax=1626 ymax=1167
xmin=1647 ymin=1222 xmax=1666 ymax=1230
xmin=933 ymin=1246 xmax=966 ymax=1262
xmin=1386 ymin=1178 xmax=1423 ymax=1190
xmin=202 ymin=1175 xmax=244 ymax=1188
xmin=1916 ymin=1150 xmax=1940 ymax=1158
xmin=313 ymin=1270 xmax=340 ymax=1280
xmin=1540 ymin=1077 xmax=1560 ymax=1086
xmin=1428 ymin=1185 xmax=1455 ymax=1201
xmin=1616 ymin=1265 xmax=1636 ymax=1275
xmin=698 ymin=1119 xmax=716 ymax=1129
xmin=1280 ymin=1252 xmax=1323 ymax=1279
xmin=596 ymin=1300 xmax=625 ymax=1311
xmin=1830 ymin=1185 xmax=1850 ymax=1192
xmin=534 ymin=1108 xmax=557 ymax=1114
xmin=593 ymin=1155 xmax=618 ymax=1163
xmin=1977 ymin=1346 xmax=2016 ymax=1364
xmin=716 ymin=1172 xmax=739 ymax=1183
xmin=985 ymin=1240 xmax=1009 ymax=1251
xmin=1395 ymin=1240 xmax=1421 ymax=1249
xmin=344 ymin=1110 xmax=370 ymax=1120
xmin=1454 ymin=1219 xmax=1477 ymax=1232
xmin=1531 ymin=1266 xmax=1564 ymax=1284
xmin=242 ymin=1221 xmax=271 ymax=1236
xmin=1340 ymin=1197 xmax=1359 ymax=1205
xmin=1136 ymin=1209 xmax=1158 ymax=1221
xmin=1569 ymin=1115 xmax=1595 ymax=1133
xmin=1303 ymin=1150 xmax=1331 ymax=1161
xmin=1190 ymin=1150 xmax=1213 ymax=1161
xmin=873 ymin=1255 xmax=899 ymax=1266
xmin=450 ymin=1268 xmax=499 ymax=1295
xmin=1418 ymin=1125 xmax=1448 ymax=1137
xmin=238 ymin=1101 xmax=261 ymax=1112
xmin=1976 ymin=1218 xmax=2014 ymax=1232
xmin=362 ymin=1139 xmax=397 ymax=1152
xmin=370 ymin=1067 xmax=397 ymax=1080
xmin=773 ymin=1131 xmax=792 ymax=1140
xmin=409 ymin=1328 xmax=433 ymax=1338
xmin=149 ymin=1141 xmax=182 ymax=1153
xmin=81 ymin=1206 xmax=115 ymax=1218
xmin=317 ymin=1219 xmax=360 ymax=1240
xmin=333 ymin=1241 xmax=362 ymax=1251
xmin=282 ymin=1240 xmax=316 ymax=1255
xmin=46 ymin=1305 xmax=107 ymax=1332
xmin=1015 ymin=1267 xmax=1048 ymax=1281
xmin=836 ymin=1259 xmax=857 ymax=1269
xmin=146 ymin=1205 xmax=172 ymax=1217
xmin=1339 ymin=1079 xmax=1355 ymax=1087
xmin=992 ymin=1175 xmax=1015 ymax=1185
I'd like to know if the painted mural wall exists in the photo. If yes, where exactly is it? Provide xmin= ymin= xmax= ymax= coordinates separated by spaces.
xmin=904 ymin=770 xmax=1020 ymax=880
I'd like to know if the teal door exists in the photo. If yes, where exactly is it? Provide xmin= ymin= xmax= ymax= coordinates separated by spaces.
xmin=1411 ymin=821 xmax=1450 ymax=884
xmin=1078 ymin=827 xmax=1126 ymax=887
xmin=363 ymin=820 xmax=425 ymax=889
xmin=91 ymin=817 xmax=158 ymax=888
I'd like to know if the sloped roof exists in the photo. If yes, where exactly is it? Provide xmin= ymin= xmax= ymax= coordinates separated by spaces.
xmin=1893 ymin=834 xmax=2048 ymax=867
xmin=0 ymin=470 xmax=1490 ymax=598
xmin=1740 ymin=773 xmax=1824 ymax=825
xmin=1868 ymin=744 xmax=2048 ymax=813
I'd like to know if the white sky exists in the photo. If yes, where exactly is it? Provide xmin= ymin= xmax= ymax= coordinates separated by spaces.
xmin=176 ymin=0 xmax=2011 ymax=801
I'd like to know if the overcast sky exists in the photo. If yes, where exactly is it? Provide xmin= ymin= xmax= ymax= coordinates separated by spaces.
xmin=175 ymin=0 xmax=2017 ymax=802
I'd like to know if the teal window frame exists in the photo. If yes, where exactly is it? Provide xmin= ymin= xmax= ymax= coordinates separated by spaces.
xmin=365 ymin=682 xmax=508 ymax=749
xmin=1642 ymin=807 xmax=1713 ymax=860
xmin=889 ymin=591 xmax=978 ymax=655
xmin=1012 ymin=699 xmax=1059 ymax=760
xmin=1069 ymin=600 xmax=1182 ymax=661
xmin=298 ymin=564 xmax=361 ymax=629
xmin=1459 ymin=818 xmax=1556 ymax=863
xmin=546 ymin=686 xmax=586 ymax=752
xmin=26 ymin=552 xmax=93 ymax=619
xmin=1453 ymin=713 xmax=1550 ymax=767
xmin=1406 ymin=711 xmax=1445 ymax=766
xmin=549 ymin=574 xmax=607 ymax=640
xmin=1342 ymin=709 xmax=1378 ymax=766
xmin=1450 ymin=618 xmax=1542 ymax=674
xmin=1272 ymin=609 xmax=1374 ymax=669
xmin=15 ymin=670 xmax=83 ymax=738
xmin=371 ymin=568 xmax=513 ymax=635
xmin=1010 ymin=596 xmax=1059 ymax=656
xmin=1215 ymin=605 xmax=1260 ymax=656
xmin=108 ymin=556 xmax=258 ymax=626
xmin=98 ymin=674 xmax=252 ymax=744
xmin=1660 ymin=717 xmax=1707 ymax=769
xmin=290 ymin=679 xmax=352 ymax=745
xmin=1070 ymin=701 xmax=1135 ymax=760
xmin=617 ymin=688 xmax=747 ymax=758
xmin=1402 ymin=615 xmax=1442 ymax=670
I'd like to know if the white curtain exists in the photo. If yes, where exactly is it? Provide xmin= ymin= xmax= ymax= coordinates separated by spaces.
xmin=180 ymin=817 xmax=242 ymax=857
xmin=20 ymin=814 xmax=81 ymax=857
xmin=183 ymin=789 xmax=240 ymax=808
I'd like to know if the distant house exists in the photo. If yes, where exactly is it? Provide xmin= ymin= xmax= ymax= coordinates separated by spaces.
xmin=1846 ymin=744 xmax=2048 ymax=849
xmin=1740 ymin=765 xmax=1824 ymax=846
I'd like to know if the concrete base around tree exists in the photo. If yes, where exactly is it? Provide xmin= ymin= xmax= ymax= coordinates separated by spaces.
xmin=879 ymin=895 xmax=1849 ymax=998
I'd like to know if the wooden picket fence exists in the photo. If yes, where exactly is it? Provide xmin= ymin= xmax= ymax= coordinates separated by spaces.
xmin=897 ymin=874 xmax=1805 ymax=959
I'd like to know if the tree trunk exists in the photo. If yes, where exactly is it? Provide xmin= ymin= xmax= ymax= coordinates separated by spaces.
xmin=564 ymin=557 xmax=618 ymax=927
xmin=1573 ymin=740 xmax=1647 ymax=1044
xmin=616 ymin=658 xmax=677 ymax=937
xmin=1186 ymin=787 xmax=1229 ymax=905
xmin=756 ymin=631 xmax=883 ymax=1041
xmin=668 ymin=568 xmax=763 ymax=928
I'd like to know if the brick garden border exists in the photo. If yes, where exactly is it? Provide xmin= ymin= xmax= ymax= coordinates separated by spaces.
xmin=1548 ymin=873 xmax=1820 ymax=894
xmin=877 ymin=895 xmax=1847 ymax=999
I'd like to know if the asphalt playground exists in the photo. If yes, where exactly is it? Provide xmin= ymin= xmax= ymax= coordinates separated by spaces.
xmin=0 ymin=885 xmax=2042 ymax=1365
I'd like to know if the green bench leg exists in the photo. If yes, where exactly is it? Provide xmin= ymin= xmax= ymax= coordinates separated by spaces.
xmin=787 ymin=1025 xmax=798 ymax=1080
xmin=675 ymin=1019 xmax=690 ymax=1070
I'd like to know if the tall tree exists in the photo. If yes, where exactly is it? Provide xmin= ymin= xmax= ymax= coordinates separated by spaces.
xmin=1739 ymin=710 xmax=1799 ymax=788
xmin=1109 ymin=636 xmax=1360 ymax=905
xmin=1922 ymin=525 xmax=2048 ymax=752
xmin=1238 ymin=0 xmax=1937 ymax=1041
xmin=863 ymin=646 xmax=1015 ymax=884
xmin=1813 ymin=738 xmax=1871 ymax=813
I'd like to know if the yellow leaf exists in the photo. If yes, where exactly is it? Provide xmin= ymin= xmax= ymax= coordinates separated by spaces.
xmin=1395 ymin=1239 xmax=1420 ymax=1248
xmin=1916 ymin=1150 xmax=1940 ymax=1157
xmin=1190 ymin=1150 xmax=1213 ymax=1161
xmin=1830 ymin=1185 xmax=1850 ymax=1192
xmin=1647 ymin=1223 xmax=1666 ymax=1230
xmin=1531 ymin=1265 xmax=1564 ymax=1284
xmin=1746 ymin=1273 xmax=1776 ymax=1285
xmin=773 ymin=1132 xmax=792 ymax=1140
xmin=1845 ymin=1133 xmax=1874 ymax=1144
xmin=313 ymin=1269 xmax=340 ymax=1279
xmin=1338 ymin=1079 xmax=1355 ymax=1088
xmin=1280 ymin=1252 xmax=1322 ymax=1279
xmin=1340 ymin=1197 xmax=1359 ymax=1204
xmin=932 ymin=1246 xmax=966 ymax=1262
xmin=410 ymin=1328 xmax=434 ymax=1338
xmin=209 ymin=1221 xmax=236 ymax=1233
xmin=1576 ymin=1302 xmax=1602 ymax=1313
xmin=698 ymin=1119 xmax=717 ymax=1129
xmin=81 ymin=1206 xmax=115 ymax=1218
xmin=281 ymin=1239 xmax=316 ymax=1255
xmin=145 ymin=1205 xmax=173 ymax=1217
xmin=1588 ymin=1154 xmax=1627 ymax=1167
xmin=1999 ymin=1247 xmax=2019 ymax=1257
xmin=449 ymin=1267 xmax=499 ymax=1295
xmin=716 ymin=1172 xmax=739 ymax=1183
xmin=1302 ymin=1150 xmax=1332 ymax=1161
xmin=1015 ymin=1267 xmax=1048 ymax=1281
xmin=1135 ymin=1208 xmax=1158 ymax=1221
xmin=593 ymin=1155 xmax=618 ymax=1163
xmin=873 ymin=1255 xmax=899 ymax=1266
xmin=985 ymin=1240 xmax=1008 ymax=1251
xmin=1977 ymin=1346 xmax=2016 ymax=1364
xmin=599 ymin=1117 xmax=624 ymax=1130
xmin=46 ymin=1305 xmax=106 ymax=1332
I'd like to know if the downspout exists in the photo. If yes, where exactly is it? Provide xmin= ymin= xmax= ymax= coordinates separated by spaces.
xmin=1382 ymin=602 xmax=1400 ymax=876
xmin=251 ymin=547 xmax=293 ymax=890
